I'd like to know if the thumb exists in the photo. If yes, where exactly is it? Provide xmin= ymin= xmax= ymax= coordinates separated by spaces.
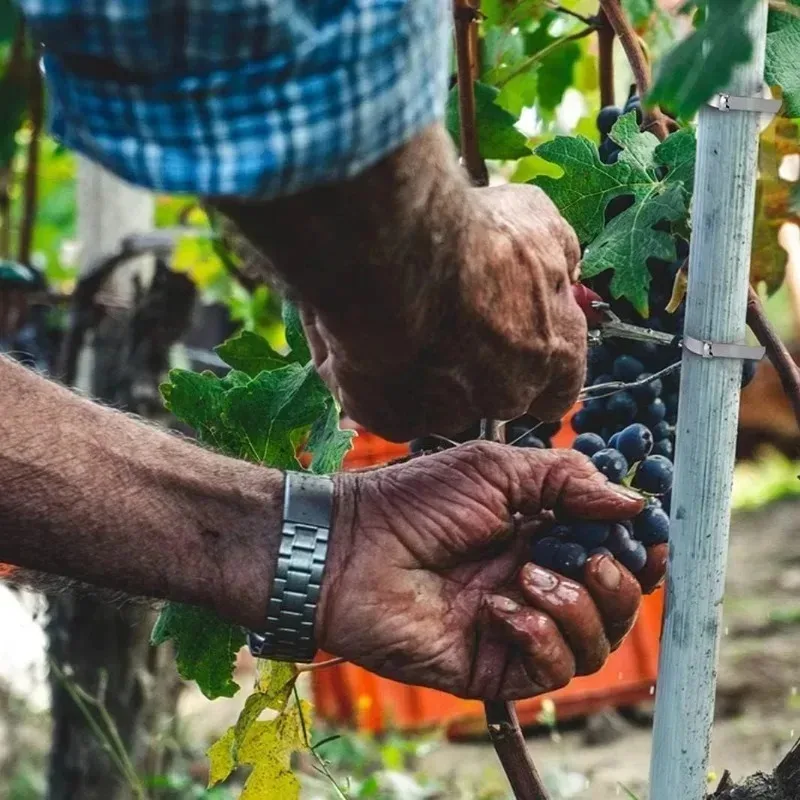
xmin=504 ymin=447 xmax=644 ymax=521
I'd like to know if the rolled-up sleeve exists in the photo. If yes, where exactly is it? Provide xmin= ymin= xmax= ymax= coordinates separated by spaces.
xmin=19 ymin=1 xmax=450 ymax=198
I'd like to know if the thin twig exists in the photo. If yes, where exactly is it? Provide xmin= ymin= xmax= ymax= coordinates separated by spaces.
xmin=296 ymin=656 xmax=346 ymax=674
xmin=597 ymin=9 xmax=616 ymax=108
xmin=18 ymin=50 xmax=42 ymax=266
xmin=547 ymin=3 xmax=596 ymax=25
xmin=453 ymin=0 xmax=488 ymax=186
xmin=746 ymin=285 xmax=800 ymax=433
xmin=598 ymin=0 xmax=670 ymax=141
xmin=580 ymin=361 xmax=682 ymax=401
xmin=495 ymin=26 xmax=597 ymax=89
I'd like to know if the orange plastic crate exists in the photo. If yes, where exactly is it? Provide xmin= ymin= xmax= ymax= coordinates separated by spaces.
xmin=312 ymin=415 xmax=665 ymax=736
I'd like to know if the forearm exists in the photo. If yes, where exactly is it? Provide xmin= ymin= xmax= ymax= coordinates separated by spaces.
xmin=0 ymin=356 xmax=281 ymax=629
xmin=212 ymin=123 xmax=473 ymax=367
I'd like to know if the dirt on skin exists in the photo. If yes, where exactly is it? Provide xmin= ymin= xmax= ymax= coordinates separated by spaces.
xmin=418 ymin=499 xmax=800 ymax=800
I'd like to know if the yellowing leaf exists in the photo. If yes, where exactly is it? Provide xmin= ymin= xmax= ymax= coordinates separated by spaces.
xmin=208 ymin=698 xmax=311 ymax=800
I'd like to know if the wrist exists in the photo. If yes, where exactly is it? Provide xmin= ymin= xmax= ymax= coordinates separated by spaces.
xmin=212 ymin=124 xmax=474 ymax=366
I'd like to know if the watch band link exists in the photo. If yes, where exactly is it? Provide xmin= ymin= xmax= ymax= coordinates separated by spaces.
xmin=248 ymin=471 xmax=334 ymax=663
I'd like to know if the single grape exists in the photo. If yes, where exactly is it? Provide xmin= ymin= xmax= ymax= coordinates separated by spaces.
xmin=634 ymin=504 xmax=670 ymax=546
xmin=607 ymin=391 xmax=638 ymax=424
xmin=572 ymin=409 xmax=600 ymax=434
xmin=597 ymin=105 xmax=622 ymax=136
xmin=550 ymin=524 xmax=573 ymax=540
xmin=585 ymin=396 xmax=608 ymax=415
xmin=573 ymin=432 xmax=606 ymax=457
xmin=639 ymin=398 xmax=667 ymax=427
xmin=613 ymin=355 xmax=645 ymax=383
xmin=515 ymin=433 xmax=546 ymax=448
xmin=631 ymin=372 xmax=663 ymax=404
xmin=537 ymin=420 xmax=563 ymax=438
xmin=606 ymin=148 xmax=620 ymax=165
xmin=591 ymin=448 xmax=629 ymax=483
xmin=593 ymin=373 xmax=613 ymax=386
xmin=652 ymin=421 xmax=671 ymax=441
xmin=531 ymin=536 xmax=562 ymax=570
xmin=616 ymin=423 xmax=654 ymax=464
xmin=632 ymin=455 xmax=674 ymax=494
xmin=616 ymin=538 xmax=648 ymax=573
xmin=571 ymin=521 xmax=611 ymax=548
xmin=553 ymin=541 xmax=589 ymax=579
xmin=662 ymin=491 xmax=672 ymax=514
xmin=608 ymin=432 xmax=621 ymax=450
xmin=676 ymin=237 xmax=690 ymax=260
xmin=607 ymin=522 xmax=633 ymax=555
xmin=651 ymin=438 xmax=673 ymax=458
xmin=588 ymin=346 xmax=613 ymax=377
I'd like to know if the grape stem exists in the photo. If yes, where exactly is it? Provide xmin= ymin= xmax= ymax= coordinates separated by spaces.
xmin=597 ymin=0 xmax=671 ymax=141
xmin=746 ymin=285 xmax=800 ymax=435
xmin=579 ymin=361 xmax=682 ymax=402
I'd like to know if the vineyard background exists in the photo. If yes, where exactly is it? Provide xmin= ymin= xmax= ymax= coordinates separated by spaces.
xmin=3 ymin=0 xmax=800 ymax=798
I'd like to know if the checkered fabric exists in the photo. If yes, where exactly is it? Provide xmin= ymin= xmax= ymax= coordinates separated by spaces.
xmin=18 ymin=1 xmax=450 ymax=198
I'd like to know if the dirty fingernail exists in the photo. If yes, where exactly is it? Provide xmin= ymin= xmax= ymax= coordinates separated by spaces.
xmin=523 ymin=564 xmax=559 ymax=591
xmin=487 ymin=595 xmax=521 ymax=614
xmin=596 ymin=556 xmax=622 ymax=591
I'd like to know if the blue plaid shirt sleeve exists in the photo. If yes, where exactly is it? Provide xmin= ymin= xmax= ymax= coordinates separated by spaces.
xmin=18 ymin=1 xmax=451 ymax=198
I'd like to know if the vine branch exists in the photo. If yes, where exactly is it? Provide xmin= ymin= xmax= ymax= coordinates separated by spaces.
xmin=598 ymin=0 xmax=671 ymax=140
xmin=597 ymin=9 xmax=616 ymax=108
xmin=746 ymin=285 xmax=800 ymax=434
xmin=453 ymin=0 xmax=488 ymax=186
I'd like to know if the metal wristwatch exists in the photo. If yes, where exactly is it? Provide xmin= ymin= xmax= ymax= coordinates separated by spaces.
xmin=247 ymin=471 xmax=334 ymax=663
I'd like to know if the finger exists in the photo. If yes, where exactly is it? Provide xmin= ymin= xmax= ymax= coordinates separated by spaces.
xmin=518 ymin=563 xmax=610 ymax=675
xmin=504 ymin=447 xmax=645 ymax=521
xmin=638 ymin=543 xmax=669 ymax=595
xmin=582 ymin=554 xmax=643 ymax=651
xmin=485 ymin=595 xmax=575 ymax=699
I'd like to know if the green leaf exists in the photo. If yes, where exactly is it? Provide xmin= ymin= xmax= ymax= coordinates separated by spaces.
xmin=536 ymin=39 xmax=582 ymax=116
xmin=648 ymin=0 xmax=757 ymax=118
xmin=534 ymin=114 xmax=696 ymax=312
xmin=582 ymin=182 xmax=688 ymax=314
xmin=0 ymin=0 xmax=18 ymax=44
xmin=496 ymin=71 xmax=538 ymax=118
xmin=215 ymin=330 xmax=289 ymax=377
xmin=151 ymin=604 xmax=245 ymax=700
xmin=305 ymin=400 xmax=356 ymax=475
xmin=446 ymin=82 xmax=531 ymax=160
xmin=223 ymin=363 xmax=329 ymax=468
xmin=282 ymin=301 xmax=311 ymax=365
xmin=161 ymin=370 xmax=242 ymax=456
xmin=765 ymin=0 xmax=800 ymax=118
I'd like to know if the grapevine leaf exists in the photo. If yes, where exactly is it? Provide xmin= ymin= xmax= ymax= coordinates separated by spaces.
xmin=151 ymin=604 xmax=245 ymax=700
xmin=765 ymin=0 xmax=800 ymax=118
xmin=496 ymin=71 xmax=538 ymax=118
xmin=223 ymin=364 xmax=330 ymax=468
xmin=282 ymin=301 xmax=311 ymax=365
xmin=582 ymin=182 xmax=688 ymax=314
xmin=534 ymin=115 xmax=695 ymax=311
xmin=446 ymin=82 xmax=531 ymax=160
xmin=215 ymin=330 xmax=289 ymax=377
xmin=305 ymin=399 xmax=356 ymax=475
xmin=208 ymin=700 xmax=311 ymax=800
xmin=648 ymin=0 xmax=757 ymax=118
xmin=161 ymin=371 xmax=241 ymax=456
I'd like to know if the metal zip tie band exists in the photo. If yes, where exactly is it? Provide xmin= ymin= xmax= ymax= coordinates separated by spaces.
xmin=683 ymin=335 xmax=765 ymax=361
xmin=707 ymin=93 xmax=782 ymax=115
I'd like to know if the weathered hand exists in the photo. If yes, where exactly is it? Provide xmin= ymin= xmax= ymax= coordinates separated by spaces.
xmin=320 ymin=443 xmax=666 ymax=701
xmin=214 ymin=125 xmax=587 ymax=442
xmin=301 ymin=182 xmax=587 ymax=441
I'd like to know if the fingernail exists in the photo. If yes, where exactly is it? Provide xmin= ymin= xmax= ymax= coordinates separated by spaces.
xmin=596 ymin=556 xmax=622 ymax=591
xmin=487 ymin=595 xmax=521 ymax=614
xmin=612 ymin=484 xmax=644 ymax=501
xmin=523 ymin=564 xmax=559 ymax=591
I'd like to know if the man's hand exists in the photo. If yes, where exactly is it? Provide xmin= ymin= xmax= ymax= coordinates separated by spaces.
xmin=320 ymin=443 xmax=667 ymax=701
xmin=213 ymin=124 xmax=587 ymax=442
